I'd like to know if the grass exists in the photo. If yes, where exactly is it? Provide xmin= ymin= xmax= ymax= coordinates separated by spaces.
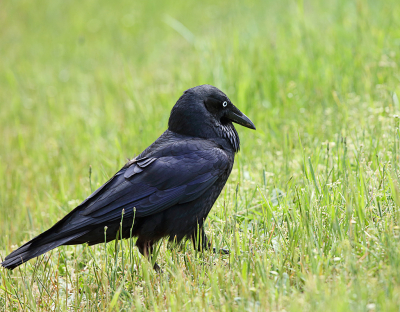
xmin=1 ymin=0 xmax=400 ymax=310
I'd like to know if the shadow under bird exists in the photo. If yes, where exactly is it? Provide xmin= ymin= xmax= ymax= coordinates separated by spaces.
xmin=1 ymin=85 xmax=255 ymax=271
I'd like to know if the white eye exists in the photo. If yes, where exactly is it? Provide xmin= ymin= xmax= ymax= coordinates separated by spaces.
xmin=222 ymin=101 xmax=228 ymax=107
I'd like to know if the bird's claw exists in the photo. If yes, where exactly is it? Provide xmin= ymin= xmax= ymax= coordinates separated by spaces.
xmin=213 ymin=247 xmax=229 ymax=255
xmin=153 ymin=262 xmax=163 ymax=273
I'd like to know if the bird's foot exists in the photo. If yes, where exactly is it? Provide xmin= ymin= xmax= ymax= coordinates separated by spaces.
xmin=213 ymin=247 xmax=229 ymax=255
xmin=153 ymin=262 xmax=163 ymax=273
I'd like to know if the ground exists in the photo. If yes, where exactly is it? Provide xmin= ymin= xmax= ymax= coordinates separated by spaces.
xmin=1 ymin=0 xmax=400 ymax=310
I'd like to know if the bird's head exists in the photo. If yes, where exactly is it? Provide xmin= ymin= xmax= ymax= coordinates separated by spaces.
xmin=168 ymin=85 xmax=255 ymax=152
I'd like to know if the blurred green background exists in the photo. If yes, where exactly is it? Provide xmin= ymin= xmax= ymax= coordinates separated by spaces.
xmin=1 ymin=0 xmax=400 ymax=311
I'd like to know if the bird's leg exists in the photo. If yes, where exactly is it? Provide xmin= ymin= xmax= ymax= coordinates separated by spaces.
xmin=192 ymin=226 xmax=229 ymax=255
xmin=137 ymin=241 xmax=162 ymax=272
xmin=191 ymin=226 xmax=211 ymax=252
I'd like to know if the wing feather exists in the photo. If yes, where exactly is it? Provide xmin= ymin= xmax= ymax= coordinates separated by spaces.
xmin=70 ymin=140 xmax=229 ymax=225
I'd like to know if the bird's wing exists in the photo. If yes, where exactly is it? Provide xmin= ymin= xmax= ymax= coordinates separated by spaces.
xmin=59 ymin=140 xmax=229 ymax=230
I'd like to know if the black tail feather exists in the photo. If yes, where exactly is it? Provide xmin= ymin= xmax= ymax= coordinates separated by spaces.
xmin=1 ymin=231 xmax=89 ymax=270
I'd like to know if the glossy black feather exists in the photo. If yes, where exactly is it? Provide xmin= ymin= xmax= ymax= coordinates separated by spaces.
xmin=2 ymin=85 xmax=255 ymax=270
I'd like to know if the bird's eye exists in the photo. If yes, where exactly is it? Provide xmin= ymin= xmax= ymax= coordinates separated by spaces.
xmin=222 ymin=101 xmax=228 ymax=107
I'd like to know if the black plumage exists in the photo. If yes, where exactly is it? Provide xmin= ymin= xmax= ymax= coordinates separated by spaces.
xmin=1 ymin=85 xmax=255 ymax=270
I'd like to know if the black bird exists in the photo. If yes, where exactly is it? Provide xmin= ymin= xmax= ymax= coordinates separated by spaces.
xmin=1 ymin=85 xmax=255 ymax=271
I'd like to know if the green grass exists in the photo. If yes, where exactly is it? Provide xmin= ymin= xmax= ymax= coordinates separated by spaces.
xmin=1 ymin=0 xmax=400 ymax=310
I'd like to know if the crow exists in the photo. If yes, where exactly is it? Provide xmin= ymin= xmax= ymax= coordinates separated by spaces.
xmin=1 ymin=85 xmax=255 ymax=271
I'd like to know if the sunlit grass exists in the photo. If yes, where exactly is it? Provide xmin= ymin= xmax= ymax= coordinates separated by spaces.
xmin=1 ymin=0 xmax=400 ymax=310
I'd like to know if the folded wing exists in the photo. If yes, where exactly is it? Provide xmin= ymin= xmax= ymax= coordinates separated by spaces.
xmin=56 ymin=140 xmax=229 ymax=232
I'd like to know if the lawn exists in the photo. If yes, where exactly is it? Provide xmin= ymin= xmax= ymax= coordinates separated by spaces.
xmin=1 ymin=0 xmax=400 ymax=310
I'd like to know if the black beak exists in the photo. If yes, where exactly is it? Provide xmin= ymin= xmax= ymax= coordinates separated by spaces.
xmin=225 ymin=106 xmax=256 ymax=130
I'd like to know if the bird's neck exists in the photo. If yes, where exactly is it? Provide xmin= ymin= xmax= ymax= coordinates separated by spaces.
xmin=217 ymin=123 xmax=240 ymax=153
xmin=164 ymin=124 xmax=240 ymax=153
